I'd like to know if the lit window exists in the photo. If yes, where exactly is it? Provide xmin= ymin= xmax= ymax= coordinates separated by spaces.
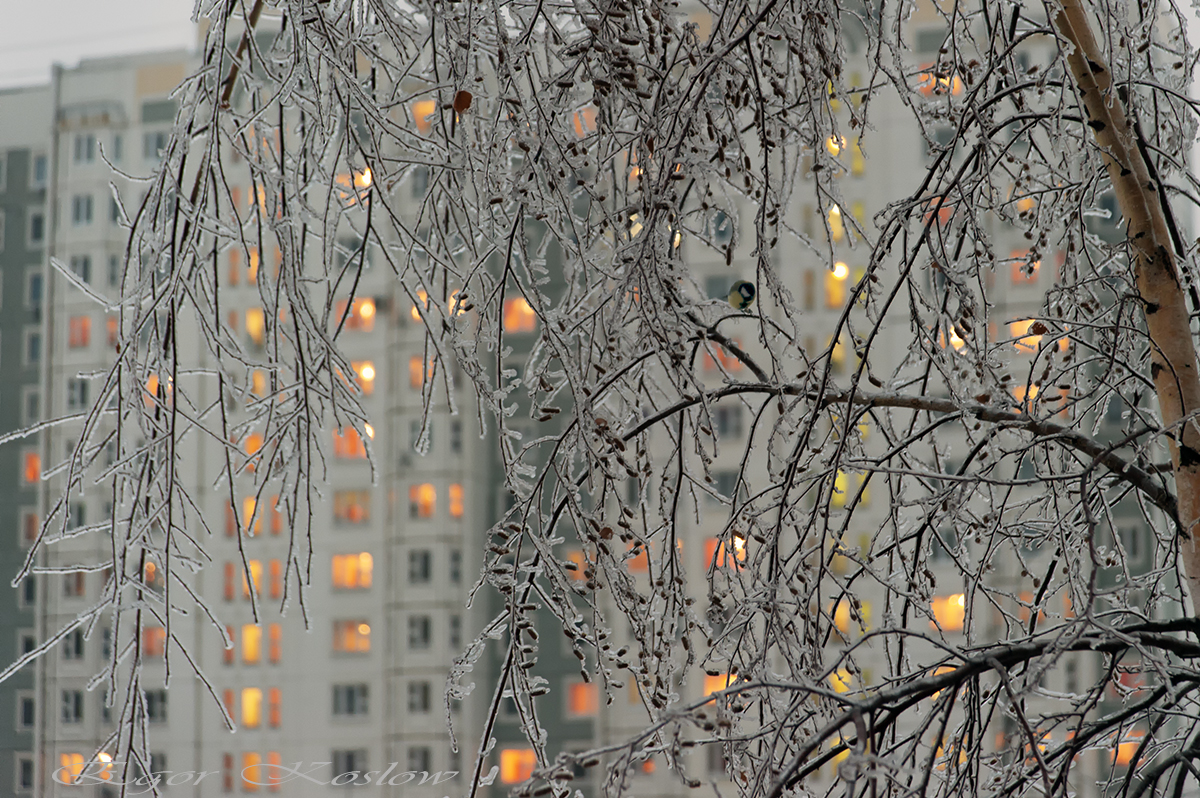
xmin=57 ymin=753 xmax=85 ymax=785
xmin=930 ymin=594 xmax=966 ymax=631
xmin=267 ymin=752 xmax=282 ymax=790
xmin=247 ymin=247 xmax=259 ymax=282
xmin=333 ymin=427 xmax=367 ymax=458
xmin=825 ymin=261 xmax=850 ymax=308
xmin=704 ymin=673 xmax=733 ymax=696
xmin=572 ymin=105 xmax=598 ymax=138
xmin=704 ymin=536 xmax=747 ymax=568
xmin=703 ymin=338 xmax=744 ymax=372
xmin=500 ymin=749 xmax=537 ymax=784
xmin=334 ymin=620 xmax=371 ymax=653
xmin=336 ymin=298 xmax=376 ymax=331
xmin=626 ymin=542 xmax=649 ymax=572
xmin=269 ymin=687 xmax=281 ymax=728
xmin=1010 ymin=319 xmax=1043 ymax=352
xmin=503 ymin=298 xmax=536 ymax=332
xmin=831 ymin=599 xmax=872 ymax=635
xmin=228 ymin=249 xmax=240 ymax=285
xmin=412 ymin=99 xmax=437 ymax=134
xmin=268 ymin=624 xmax=282 ymax=664
xmin=243 ymin=752 xmax=262 ymax=792
xmin=566 ymin=682 xmax=599 ymax=718
xmin=142 ymin=626 xmax=166 ymax=658
xmin=243 ymin=624 xmax=262 ymax=664
xmin=830 ymin=668 xmax=854 ymax=694
xmin=408 ymin=355 xmax=434 ymax=388
xmin=565 ymin=550 xmax=587 ymax=580
xmin=1010 ymin=249 xmax=1040 ymax=285
xmin=106 ymin=315 xmax=119 ymax=348
xmin=23 ymin=452 xmax=40 ymax=484
xmin=332 ymin=553 xmax=374 ymax=589
xmin=1111 ymin=729 xmax=1145 ymax=767
xmin=242 ymin=687 xmax=262 ymax=728
xmin=68 ymin=315 xmax=91 ymax=348
xmin=831 ymin=470 xmax=869 ymax=508
xmin=224 ymin=625 xmax=235 ymax=665
xmin=242 ymin=496 xmax=262 ymax=536
xmin=828 ymin=205 xmax=844 ymax=243
xmin=333 ymin=490 xmax=371 ymax=523
xmin=251 ymin=369 xmax=267 ymax=397
xmin=409 ymin=483 xmax=436 ymax=518
xmin=449 ymin=483 xmax=464 ymax=518
xmin=825 ymin=135 xmax=846 ymax=156
xmin=917 ymin=66 xmax=964 ymax=96
xmin=245 ymin=308 xmax=265 ymax=345
xmin=242 ymin=560 xmax=263 ymax=598
xmin=410 ymin=289 xmax=429 ymax=321
xmin=269 ymin=559 xmax=282 ymax=599
xmin=353 ymin=361 xmax=375 ymax=394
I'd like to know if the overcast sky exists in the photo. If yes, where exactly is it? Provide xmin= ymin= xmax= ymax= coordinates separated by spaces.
xmin=0 ymin=0 xmax=195 ymax=89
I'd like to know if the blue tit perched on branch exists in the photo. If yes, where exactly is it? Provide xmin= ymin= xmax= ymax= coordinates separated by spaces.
xmin=727 ymin=280 xmax=756 ymax=310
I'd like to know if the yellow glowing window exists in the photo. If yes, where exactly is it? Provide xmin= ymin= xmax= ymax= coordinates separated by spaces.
xmin=941 ymin=326 xmax=967 ymax=351
xmin=930 ymin=593 xmax=966 ymax=631
xmin=828 ymin=205 xmax=844 ymax=243
xmin=334 ymin=620 xmax=371 ymax=653
xmin=831 ymin=599 xmax=871 ymax=634
xmin=410 ymin=289 xmax=429 ymax=322
xmin=918 ymin=66 xmax=964 ymax=96
xmin=352 ymin=361 xmax=376 ymax=394
xmin=449 ymin=483 xmax=464 ymax=519
xmin=251 ymin=369 xmax=267 ymax=397
xmin=1010 ymin=319 xmax=1043 ymax=352
xmin=332 ymin=553 xmax=374 ymax=589
xmin=336 ymin=298 xmax=376 ymax=331
xmin=831 ymin=471 xmax=869 ymax=508
xmin=412 ymin=99 xmax=437 ymax=134
xmin=242 ymin=752 xmax=262 ymax=792
xmin=704 ymin=673 xmax=733 ymax=696
xmin=500 ymin=749 xmax=537 ymax=784
xmin=825 ymin=135 xmax=846 ymax=156
xmin=1111 ymin=729 xmax=1145 ymax=767
xmin=58 ymin=753 xmax=86 ymax=784
xmin=851 ymin=138 xmax=865 ymax=176
xmin=245 ymin=308 xmax=265 ymax=345
xmin=243 ymin=624 xmax=262 ymax=664
xmin=333 ymin=427 xmax=367 ymax=459
xmin=242 ymin=687 xmax=262 ymax=728
xmin=825 ymin=261 xmax=849 ymax=308
xmin=409 ymin=483 xmax=436 ymax=518
xmin=409 ymin=356 xmax=433 ymax=389
xmin=334 ymin=490 xmax=371 ymax=523
xmin=242 ymin=560 xmax=263 ymax=598
xmin=830 ymin=668 xmax=853 ymax=694
xmin=503 ymin=297 xmax=536 ymax=332
xmin=704 ymin=537 xmax=746 ymax=568
xmin=242 ymin=496 xmax=261 ymax=536
xmin=566 ymin=682 xmax=599 ymax=717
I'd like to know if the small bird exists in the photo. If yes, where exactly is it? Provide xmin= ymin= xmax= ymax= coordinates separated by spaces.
xmin=727 ymin=280 xmax=756 ymax=309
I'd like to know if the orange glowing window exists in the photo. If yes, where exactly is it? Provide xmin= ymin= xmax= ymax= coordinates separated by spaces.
xmin=242 ymin=687 xmax=262 ymax=728
xmin=333 ymin=620 xmax=371 ymax=653
xmin=449 ymin=484 xmax=464 ymax=519
xmin=243 ymin=624 xmax=262 ymax=664
xmin=703 ymin=339 xmax=744 ymax=372
xmin=332 ymin=553 xmax=374 ymax=589
xmin=626 ymin=543 xmax=649 ymax=572
xmin=566 ymin=682 xmax=599 ymax=717
xmin=57 ymin=753 xmax=85 ymax=784
xmin=408 ymin=356 xmax=433 ymax=389
xmin=930 ymin=594 xmax=966 ymax=631
xmin=267 ymin=752 xmax=282 ymax=790
xmin=572 ymin=106 xmax=598 ymax=138
xmin=242 ymin=560 xmax=263 ymax=598
xmin=831 ymin=599 xmax=872 ymax=634
xmin=500 ymin=749 xmax=537 ymax=784
xmin=1018 ymin=591 xmax=1047 ymax=624
xmin=409 ymin=483 xmax=436 ymax=518
xmin=224 ymin=562 xmax=235 ymax=601
xmin=228 ymin=248 xmax=241 ymax=285
xmin=334 ymin=490 xmax=371 ymax=523
xmin=23 ymin=452 xmax=40 ymax=484
xmin=245 ymin=308 xmax=265 ymax=345
xmin=269 ymin=559 xmax=282 ymax=599
xmin=412 ymin=99 xmax=437 ymax=134
xmin=704 ymin=537 xmax=747 ymax=568
xmin=269 ymin=496 xmax=282 ymax=535
xmin=1010 ymin=319 xmax=1043 ymax=352
xmin=268 ymin=687 xmax=281 ymax=728
xmin=704 ymin=673 xmax=734 ymax=696
xmin=142 ymin=626 xmax=166 ymax=658
xmin=247 ymin=248 xmax=259 ymax=282
xmin=335 ymin=298 xmax=376 ymax=331
xmin=68 ymin=315 xmax=91 ymax=348
xmin=1010 ymin=249 xmax=1040 ymax=284
xmin=242 ymin=752 xmax=262 ymax=792
xmin=565 ymin=550 xmax=587 ymax=580
xmin=917 ymin=66 xmax=964 ymax=96
xmin=268 ymin=623 xmax=282 ymax=663
xmin=333 ymin=427 xmax=367 ymax=459
xmin=410 ymin=289 xmax=430 ymax=322
xmin=1111 ymin=729 xmax=1145 ymax=767
xmin=224 ymin=625 xmax=235 ymax=665
xmin=107 ymin=315 xmax=119 ymax=347
xmin=503 ymin=297 xmax=536 ymax=332
xmin=352 ymin=361 xmax=376 ymax=394
xmin=223 ymin=688 xmax=235 ymax=719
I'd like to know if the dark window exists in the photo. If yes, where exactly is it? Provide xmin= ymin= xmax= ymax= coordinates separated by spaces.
xmin=63 ymin=629 xmax=84 ymax=660
xmin=409 ymin=550 xmax=432 ymax=584
xmin=408 ymin=681 xmax=431 ymax=712
xmin=449 ymin=550 xmax=462 ymax=584
xmin=332 ymin=750 xmax=368 ymax=784
xmin=146 ymin=689 xmax=168 ymax=722
xmin=29 ymin=212 xmax=44 ymax=246
xmin=333 ymin=684 xmax=369 ymax=716
xmin=19 ymin=696 xmax=34 ymax=728
xmin=714 ymin=406 xmax=743 ymax=438
xmin=408 ymin=616 xmax=431 ymax=649
xmin=61 ymin=689 xmax=83 ymax=723
xmin=408 ymin=746 xmax=432 ymax=773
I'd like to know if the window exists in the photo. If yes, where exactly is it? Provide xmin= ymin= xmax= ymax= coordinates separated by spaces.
xmin=930 ymin=594 xmax=966 ymax=631
xmin=831 ymin=470 xmax=869 ymax=508
xmin=333 ymin=490 xmax=370 ymax=523
xmin=450 ymin=614 xmax=462 ymax=648
xmin=408 ymin=681 xmax=431 ymax=712
xmin=410 ymin=418 xmax=432 ymax=452
xmin=63 ymin=572 xmax=85 ymax=598
xmin=68 ymin=316 xmax=91 ymax=348
xmin=450 ymin=550 xmax=462 ymax=584
xmin=269 ymin=560 xmax=282 ymax=599
xmin=409 ymin=550 xmax=431 ymax=584
xmin=63 ymin=629 xmax=84 ymax=660
xmin=74 ymin=133 xmax=96 ymax=163
xmin=112 ymin=134 xmax=123 ymax=162
xmin=714 ymin=406 xmax=743 ymax=438
xmin=25 ymin=330 xmax=41 ymax=365
xmin=704 ymin=537 xmax=747 ymax=568
xmin=352 ymin=361 xmax=375 ymax=394
xmin=269 ymin=624 xmax=282 ymax=664
xmin=409 ymin=356 xmax=432 ymax=388
xmin=146 ymin=689 xmax=168 ymax=722
xmin=408 ymin=747 xmax=432 ymax=774
xmin=69 ymin=255 xmax=91 ymax=282
xmin=61 ymin=689 xmax=83 ymax=723
xmin=242 ymin=688 xmax=262 ymax=728
xmin=409 ymin=484 xmax=436 ymax=518
xmin=18 ymin=694 xmax=34 ymax=728
xmin=28 ymin=211 xmax=44 ymax=246
xmin=245 ymin=308 xmax=265 ymax=346
xmin=825 ymin=261 xmax=850 ymax=308
xmin=408 ymin=616 xmax=431 ymax=649
xmin=1118 ymin=525 xmax=1143 ymax=564
xmin=503 ymin=298 xmax=536 ymax=332
xmin=31 ymin=154 xmax=47 ymax=188
xmin=500 ymin=749 xmax=537 ymax=784
xmin=335 ymin=298 xmax=376 ymax=331
xmin=66 ymin=379 xmax=89 ymax=411
xmin=333 ymin=620 xmax=371 ymax=654
xmin=243 ymin=624 xmax=262 ymax=664
xmin=107 ymin=255 xmax=120 ymax=287
xmin=57 ymin=753 xmax=85 ymax=785
xmin=333 ymin=684 xmax=369 ymax=716
xmin=71 ymin=195 xmax=93 ymax=226
xmin=18 ymin=755 xmax=33 ymax=789
xmin=20 ymin=632 xmax=35 ymax=655
xmin=268 ymin=687 xmax=281 ymax=728
xmin=333 ymin=428 xmax=367 ymax=459
xmin=332 ymin=553 xmax=373 ymax=589
xmin=143 ymin=131 xmax=169 ymax=161
xmin=449 ymin=484 xmax=464 ymax=518
xmin=242 ymin=752 xmax=262 ymax=792
xmin=142 ymin=627 xmax=166 ymax=657
xmin=242 ymin=560 xmax=263 ymax=597
xmin=22 ymin=451 xmax=39 ymax=484
xmin=332 ymin=750 xmax=368 ymax=786
xmin=566 ymin=682 xmax=599 ymax=718
xmin=450 ymin=419 xmax=463 ymax=453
